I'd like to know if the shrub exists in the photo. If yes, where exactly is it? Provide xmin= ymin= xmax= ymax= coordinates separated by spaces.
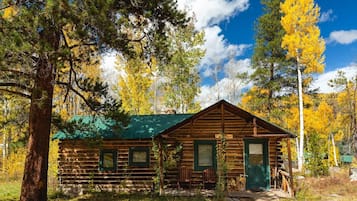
xmin=305 ymin=134 xmax=329 ymax=176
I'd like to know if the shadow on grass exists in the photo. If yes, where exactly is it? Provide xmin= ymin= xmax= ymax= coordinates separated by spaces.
xmin=49 ymin=192 xmax=208 ymax=201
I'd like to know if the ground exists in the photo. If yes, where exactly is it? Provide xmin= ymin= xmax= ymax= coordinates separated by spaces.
xmin=1 ymin=167 xmax=357 ymax=201
xmin=293 ymin=167 xmax=357 ymax=201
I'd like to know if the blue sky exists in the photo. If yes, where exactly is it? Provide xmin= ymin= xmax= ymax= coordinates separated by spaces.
xmin=174 ymin=0 xmax=357 ymax=107
xmin=102 ymin=0 xmax=357 ymax=107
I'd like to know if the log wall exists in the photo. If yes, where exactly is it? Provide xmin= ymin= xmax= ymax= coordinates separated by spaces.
xmin=57 ymin=139 xmax=155 ymax=195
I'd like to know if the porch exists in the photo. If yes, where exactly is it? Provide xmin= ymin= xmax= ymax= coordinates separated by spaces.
xmin=163 ymin=188 xmax=291 ymax=200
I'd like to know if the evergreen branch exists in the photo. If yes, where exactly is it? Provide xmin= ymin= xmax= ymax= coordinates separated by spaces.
xmin=0 ymin=0 xmax=43 ymax=10
xmin=0 ymin=88 xmax=31 ymax=99
xmin=61 ymin=29 xmax=75 ymax=103
xmin=68 ymin=43 xmax=97 ymax=50
xmin=127 ymin=33 xmax=147 ymax=43
xmin=0 ymin=68 xmax=35 ymax=78
xmin=71 ymin=68 xmax=87 ymax=92
xmin=56 ymin=81 xmax=97 ymax=111
xmin=0 ymin=4 xmax=12 ymax=11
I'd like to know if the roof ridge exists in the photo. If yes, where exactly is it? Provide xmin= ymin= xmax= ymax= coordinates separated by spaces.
xmin=131 ymin=113 xmax=193 ymax=117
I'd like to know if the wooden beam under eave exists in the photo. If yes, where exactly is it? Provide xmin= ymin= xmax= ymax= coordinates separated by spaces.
xmin=287 ymin=138 xmax=294 ymax=196
xmin=253 ymin=134 xmax=291 ymax=138
xmin=253 ymin=117 xmax=257 ymax=136
xmin=221 ymin=103 xmax=225 ymax=133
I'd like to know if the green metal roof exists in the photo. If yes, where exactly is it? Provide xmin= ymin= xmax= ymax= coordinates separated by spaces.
xmin=53 ymin=114 xmax=193 ymax=140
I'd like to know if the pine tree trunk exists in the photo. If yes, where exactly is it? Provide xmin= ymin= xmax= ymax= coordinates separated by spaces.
xmin=297 ymin=64 xmax=304 ymax=171
xmin=20 ymin=59 xmax=54 ymax=201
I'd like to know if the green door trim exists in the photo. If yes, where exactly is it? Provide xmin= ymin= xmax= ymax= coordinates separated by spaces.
xmin=244 ymin=139 xmax=270 ymax=190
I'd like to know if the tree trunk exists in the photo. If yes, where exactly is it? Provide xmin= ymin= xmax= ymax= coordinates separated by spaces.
xmin=297 ymin=64 xmax=304 ymax=171
xmin=2 ymin=99 xmax=8 ymax=175
xmin=267 ymin=62 xmax=275 ymax=116
xmin=20 ymin=58 xmax=54 ymax=201
xmin=331 ymin=133 xmax=338 ymax=167
xmin=2 ymin=132 xmax=5 ymax=175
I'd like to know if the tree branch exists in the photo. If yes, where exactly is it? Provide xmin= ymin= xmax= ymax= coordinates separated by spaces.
xmin=0 ymin=88 xmax=31 ymax=99
xmin=0 ymin=82 xmax=32 ymax=92
xmin=61 ymin=29 xmax=76 ymax=103
xmin=0 ymin=68 xmax=35 ymax=78
xmin=0 ymin=4 xmax=12 ymax=11
xmin=56 ymin=81 xmax=97 ymax=111
xmin=71 ymin=68 xmax=88 ymax=92
xmin=68 ymin=43 xmax=97 ymax=50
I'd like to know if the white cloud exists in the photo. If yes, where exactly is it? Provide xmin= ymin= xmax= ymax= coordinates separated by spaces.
xmin=327 ymin=30 xmax=357 ymax=45
xmin=100 ymin=52 xmax=118 ymax=85
xmin=312 ymin=64 xmax=357 ymax=93
xmin=224 ymin=58 xmax=253 ymax=78
xmin=177 ymin=0 xmax=249 ymax=29
xmin=177 ymin=0 xmax=251 ymax=75
xmin=196 ymin=59 xmax=252 ymax=107
xmin=319 ymin=9 xmax=335 ymax=23
xmin=200 ymin=26 xmax=251 ymax=76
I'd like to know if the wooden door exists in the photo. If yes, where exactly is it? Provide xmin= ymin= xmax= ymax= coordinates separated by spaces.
xmin=244 ymin=139 xmax=270 ymax=191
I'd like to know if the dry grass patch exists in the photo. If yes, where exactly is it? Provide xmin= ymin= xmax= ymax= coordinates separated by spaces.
xmin=295 ymin=168 xmax=357 ymax=200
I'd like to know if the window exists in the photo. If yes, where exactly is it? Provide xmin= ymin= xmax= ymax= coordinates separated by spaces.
xmin=249 ymin=143 xmax=263 ymax=165
xmin=99 ymin=150 xmax=117 ymax=171
xmin=129 ymin=147 xmax=150 ymax=167
xmin=194 ymin=140 xmax=216 ymax=171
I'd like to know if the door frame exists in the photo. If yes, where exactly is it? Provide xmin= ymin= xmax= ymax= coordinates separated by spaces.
xmin=244 ymin=138 xmax=270 ymax=190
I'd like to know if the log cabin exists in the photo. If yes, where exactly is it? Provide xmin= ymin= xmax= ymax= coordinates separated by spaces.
xmin=53 ymin=100 xmax=295 ymax=195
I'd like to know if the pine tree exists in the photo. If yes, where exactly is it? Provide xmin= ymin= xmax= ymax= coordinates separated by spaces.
xmin=0 ymin=1 xmax=187 ymax=200
xmin=280 ymin=0 xmax=325 ymax=171
xmin=251 ymin=0 xmax=295 ymax=120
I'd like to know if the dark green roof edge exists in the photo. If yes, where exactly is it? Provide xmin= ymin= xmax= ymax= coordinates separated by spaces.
xmin=53 ymin=114 xmax=193 ymax=140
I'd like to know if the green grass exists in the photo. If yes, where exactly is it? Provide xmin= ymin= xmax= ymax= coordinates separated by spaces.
xmin=0 ymin=179 xmax=209 ymax=201
xmin=51 ymin=192 xmax=209 ymax=201
xmin=0 ymin=180 xmax=21 ymax=201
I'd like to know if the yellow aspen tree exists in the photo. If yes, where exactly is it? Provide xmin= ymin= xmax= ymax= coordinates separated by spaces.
xmin=316 ymin=100 xmax=338 ymax=166
xmin=241 ymin=86 xmax=270 ymax=118
xmin=116 ymin=55 xmax=154 ymax=115
xmin=280 ymin=0 xmax=325 ymax=171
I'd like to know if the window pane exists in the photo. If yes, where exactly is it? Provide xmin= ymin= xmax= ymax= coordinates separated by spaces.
xmin=133 ymin=151 xmax=147 ymax=163
xmin=103 ymin=153 xmax=114 ymax=168
xmin=249 ymin=144 xmax=263 ymax=165
xmin=198 ymin=144 xmax=213 ymax=166
xmin=249 ymin=144 xmax=262 ymax=154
